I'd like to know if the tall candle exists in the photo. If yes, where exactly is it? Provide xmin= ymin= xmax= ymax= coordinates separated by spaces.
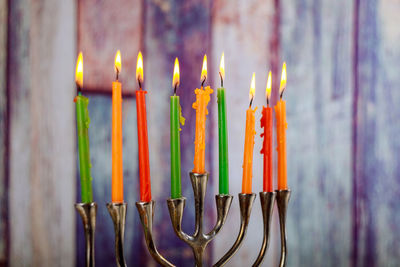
xmin=217 ymin=53 xmax=229 ymax=194
xmin=260 ymin=71 xmax=273 ymax=192
xmin=274 ymin=62 xmax=288 ymax=190
xmin=242 ymin=73 xmax=257 ymax=194
xmin=112 ymin=50 xmax=124 ymax=203
xmin=136 ymin=51 xmax=152 ymax=202
xmin=171 ymin=58 xmax=185 ymax=199
xmin=75 ymin=52 xmax=93 ymax=203
xmin=192 ymin=55 xmax=213 ymax=174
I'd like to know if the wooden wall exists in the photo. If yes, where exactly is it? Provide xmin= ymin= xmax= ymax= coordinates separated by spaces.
xmin=2 ymin=0 xmax=400 ymax=266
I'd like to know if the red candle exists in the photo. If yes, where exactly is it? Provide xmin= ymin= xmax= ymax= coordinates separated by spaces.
xmin=260 ymin=71 xmax=273 ymax=192
xmin=136 ymin=51 xmax=152 ymax=202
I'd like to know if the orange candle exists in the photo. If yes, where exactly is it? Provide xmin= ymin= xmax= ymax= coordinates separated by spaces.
xmin=192 ymin=55 xmax=213 ymax=173
xmin=274 ymin=62 xmax=288 ymax=190
xmin=242 ymin=73 xmax=257 ymax=194
xmin=112 ymin=50 xmax=124 ymax=203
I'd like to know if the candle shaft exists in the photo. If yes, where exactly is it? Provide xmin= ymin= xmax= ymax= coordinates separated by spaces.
xmin=275 ymin=100 xmax=287 ymax=190
xmin=261 ymin=106 xmax=273 ymax=192
xmin=170 ymin=95 xmax=182 ymax=199
xmin=136 ymin=90 xmax=152 ymax=202
xmin=242 ymin=107 xmax=257 ymax=194
xmin=192 ymin=86 xmax=213 ymax=173
xmin=75 ymin=94 xmax=93 ymax=203
xmin=112 ymin=81 xmax=124 ymax=202
xmin=217 ymin=87 xmax=229 ymax=194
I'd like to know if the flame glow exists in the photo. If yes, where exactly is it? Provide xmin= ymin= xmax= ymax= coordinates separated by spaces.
xmin=249 ymin=72 xmax=256 ymax=101
xmin=75 ymin=52 xmax=83 ymax=88
xmin=279 ymin=62 xmax=287 ymax=96
xmin=172 ymin=57 xmax=180 ymax=88
xmin=200 ymin=54 xmax=207 ymax=83
xmin=219 ymin=52 xmax=225 ymax=81
xmin=266 ymin=71 xmax=272 ymax=102
xmin=115 ymin=50 xmax=121 ymax=74
xmin=136 ymin=51 xmax=144 ymax=84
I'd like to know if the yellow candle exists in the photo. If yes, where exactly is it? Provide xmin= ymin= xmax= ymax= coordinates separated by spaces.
xmin=242 ymin=73 xmax=257 ymax=194
xmin=192 ymin=55 xmax=213 ymax=173
xmin=274 ymin=62 xmax=288 ymax=190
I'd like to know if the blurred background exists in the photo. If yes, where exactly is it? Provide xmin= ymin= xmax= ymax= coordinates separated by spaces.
xmin=1 ymin=0 xmax=400 ymax=266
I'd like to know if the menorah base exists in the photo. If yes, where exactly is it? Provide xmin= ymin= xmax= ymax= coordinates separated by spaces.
xmin=107 ymin=202 xmax=127 ymax=267
xmin=75 ymin=202 xmax=97 ymax=267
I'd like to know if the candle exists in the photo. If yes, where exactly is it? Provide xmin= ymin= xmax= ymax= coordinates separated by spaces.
xmin=170 ymin=58 xmax=185 ymax=199
xmin=260 ymin=71 xmax=273 ymax=192
xmin=217 ymin=53 xmax=229 ymax=194
xmin=74 ymin=52 xmax=93 ymax=203
xmin=112 ymin=50 xmax=124 ymax=203
xmin=242 ymin=73 xmax=257 ymax=194
xmin=192 ymin=55 xmax=213 ymax=174
xmin=136 ymin=51 xmax=152 ymax=202
xmin=274 ymin=62 xmax=288 ymax=190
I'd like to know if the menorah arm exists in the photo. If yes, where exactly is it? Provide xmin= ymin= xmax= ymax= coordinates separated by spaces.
xmin=136 ymin=201 xmax=176 ymax=267
xmin=213 ymin=193 xmax=256 ymax=267
xmin=167 ymin=197 xmax=193 ymax=244
xmin=206 ymin=194 xmax=233 ymax=238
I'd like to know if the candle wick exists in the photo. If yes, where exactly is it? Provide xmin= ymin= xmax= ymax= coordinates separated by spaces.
xmin=174 ymin=83 xmax=178 ymax=95
xmin=201 ymin=77 xmax=206 ymax=88
xmin=267 ymin=97 xmax=269 ymax=106
xmin=280 ymin=87 xmax=285 ymax=99
xmin=219 ymin=72 xmax=223 ymax=87
xmin=76 ymin=83 xmax=82 ymax=94
xmin=138 ymin=78 xmax=142 ymax=90
xmin=116 ymin=70 xmax=119 ymax=81
xmin=249 ymin=97 xmax=254 ymax=108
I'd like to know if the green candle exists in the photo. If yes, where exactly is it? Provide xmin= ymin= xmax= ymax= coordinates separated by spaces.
xmin=171 ymin=58 xmax=184 ymax=199
xmin=217 ymin=53 xmax=229 ymax=194
xmin=75 ymin=53 xmax=93 ymax=203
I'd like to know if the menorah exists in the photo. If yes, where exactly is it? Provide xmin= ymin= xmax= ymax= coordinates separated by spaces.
xmin=75 ymin=171 xmax=291 ymax=267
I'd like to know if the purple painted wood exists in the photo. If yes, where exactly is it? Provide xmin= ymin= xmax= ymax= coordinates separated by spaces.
xmin=353 ymin=0 xmax=400 ymax=266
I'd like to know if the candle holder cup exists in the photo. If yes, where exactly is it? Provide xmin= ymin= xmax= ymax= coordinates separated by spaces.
xmin=107 ymin=202 xmax=127 ymax=267
xmin=136 ymin=200 xmax=175 ymax=267
xmin=75 ymin=202 xmax=97 ymax=267
xmin=276 ymin=189 xmax=291 ymax=267
xmin=213 ymin=193 xmax=256 ymax=267
xmin=252 ymin=191 xmax=276 ymax=266
xmin=167 ymin=172 xmax=233 ymax=267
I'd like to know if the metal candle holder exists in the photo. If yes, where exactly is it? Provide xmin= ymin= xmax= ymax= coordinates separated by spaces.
xmin=213 ymin=193 xmax=256 ymax=267
xmin=75 ymin=202 xmax=97 ymax=267
xmin=276 ymin=189 xmax=291 ymax=267
xmin=136 ymin=200 xmax=175 ymax=267
xmin=252 ymin=191 xmax=276 ymax=266
xmin=107 ymin=202 xmax=127 ymax=267
xmin=167 ymin=172 xmax=233 ymax=267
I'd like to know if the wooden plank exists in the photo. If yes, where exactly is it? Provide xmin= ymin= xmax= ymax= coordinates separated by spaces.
xmin=353 ymin=0 xmax=400 ymax=266
xmin=0 ymin=0 xmax=8 ymax=264
xmin=211 ymin=0 xmax=279 ymax=265
xmin=279 ymin=0 xmax=354 ymax=266
xmin=78 ymin=0 xmax=143 ymax=94
xmin=8 ymin=0 xmax=76 ymax=266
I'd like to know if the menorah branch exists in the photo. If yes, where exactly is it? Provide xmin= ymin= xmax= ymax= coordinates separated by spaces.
xmin=136 ymin=200 xmax=175 ymax=267
xmin=75 ymin=202 xmax=97 ymax=267
xmin=276 ymin=189 xmax=291 ymax=267
xmin=107 ymin=202 xmax=127 ymax=267
xmin=213 ymin=193 xmax=256 ymax=267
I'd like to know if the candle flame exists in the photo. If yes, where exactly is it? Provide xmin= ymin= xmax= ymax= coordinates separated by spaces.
xmin=200 ymin=54 xmax=207 ymax=84
xmin=115 ymin=50 xmax=121 ymax=74
xmin=219 ymin=52 xmax=225 ymax=81
xmin=172 ymin=57 xmax=180 ymax=88
xmin=266 ymin=71 xmax=272 ymax=102
xmin=249 ymin=72 xmax=256 ymax=100
xmin=75 ymin=52 xmax=83 ymax=88
xmin=279 ymin=62 xmax=287 ymax=96
xmin=136 ymin=51 xmax=144 ymax=84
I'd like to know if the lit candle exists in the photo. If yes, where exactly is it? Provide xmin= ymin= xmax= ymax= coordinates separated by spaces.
xmin=192 ymin=55 xmax=213 ymax=174
xmin=274 ymin=62 xmax=288 ymax=190
xmin=74 ymin=52 xmax=93 ymax=203
xmin=112 ymin=50 xmax=124 ymax=203
xmin=170 ymin=58 xmax=185 ymax=199
xmin=217 ymin=53 xmax=229 ymax=194
xmin=242 ymin=73 xmax=257 ymax=194
xmin=136 ymin=51 xmax=152 ymax=202
xmin=260 ymin=71 xmax=273 ymax=192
